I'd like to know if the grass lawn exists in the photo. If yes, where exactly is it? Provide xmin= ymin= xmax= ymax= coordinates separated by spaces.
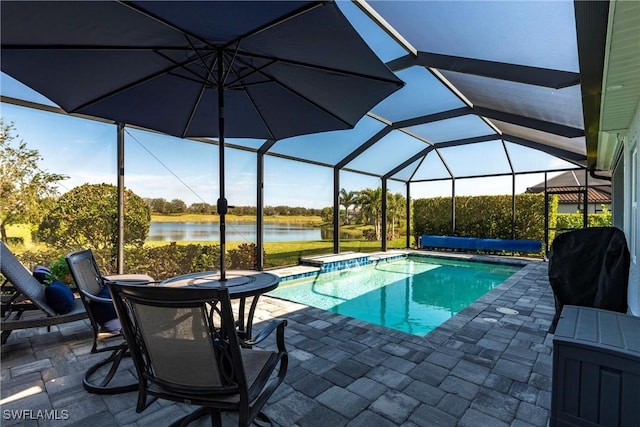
xmin=146 ymin=238 xmax=407 ymax=268
xmin=5 ymin=224 xmax=34 ymax=247
xmin=263 ymin=239 xmax=407 ymax=268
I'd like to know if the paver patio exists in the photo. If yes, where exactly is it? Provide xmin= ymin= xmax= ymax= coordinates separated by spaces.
xmin=1 ymin=255 xmax=555 ymax=426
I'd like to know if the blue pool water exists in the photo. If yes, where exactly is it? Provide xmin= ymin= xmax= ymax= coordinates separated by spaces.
xmin=268 ymin=256 xmax=521 ymax=336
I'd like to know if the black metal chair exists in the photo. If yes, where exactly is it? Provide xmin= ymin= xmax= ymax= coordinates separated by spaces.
xmin=548 ymin=226 xmax=630 ymax=333
xmin=65 ymin=249 xmax=154 ymax=394
xmin=107 ymin=281 xmax=288 ymax=427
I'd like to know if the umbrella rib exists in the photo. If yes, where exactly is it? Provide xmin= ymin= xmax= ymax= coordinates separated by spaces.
xmin=69 ymin=50 xmax=217 ymax=113
xmin=232 ymin=56 xmax=355 ymax=129
xmin=179 ymin=37 xmax=221 ymax=138
xmin=154 ymin=49 xmax=218 ymax=86
xmin=1 ymin=46 xmax=398 ymax=86
xmin=225 ymin=60 xmax=277 ymax=90
xmin=117 ymin=1 xmax=322 ymax=63
xmin=225 ymin=65 xmax=277 ymax=140
xmin=118 ymin=1 xmax=219 ymax=51
xmin=231 ymin=49 xmax=402 ymax=86
xmin=221 ymin=43 xmax=242 ymax=87
xmin=221 ymin=2 xmax=325 ymax=50
xmin=182 ymin=64 xmax=217 ymax=139
xmin=218 ymin=2 xmax=401 ymax=87
xmin=0 ymin=44 xmax=197 ymax=51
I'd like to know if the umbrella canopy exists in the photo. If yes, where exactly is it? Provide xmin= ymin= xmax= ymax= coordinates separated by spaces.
xmin=1 ymin=1 xmax=403 ymax=279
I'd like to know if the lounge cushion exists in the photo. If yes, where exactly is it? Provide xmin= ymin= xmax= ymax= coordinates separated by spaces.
xmin=90 ymin=287 xmax=120 ymax=332
xmin=33 ymin=264 xmax=52 ymax=284
xmin=44 ymin=280 xmax=75 ymax=314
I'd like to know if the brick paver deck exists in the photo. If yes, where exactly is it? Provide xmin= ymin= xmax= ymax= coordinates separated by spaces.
xmin=1 ymin=256 xmax=555 ymax=426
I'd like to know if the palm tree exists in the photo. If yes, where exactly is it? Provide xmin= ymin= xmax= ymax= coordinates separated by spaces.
xmin=386 ymin=192 xmax=406 ymax=240
xmin=358 ymin=187 xmax=383 ymax=240
xmin=339 ymin=188 xmax=358 ymax=225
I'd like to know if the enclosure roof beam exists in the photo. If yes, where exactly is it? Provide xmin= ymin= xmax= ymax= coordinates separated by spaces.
xmin=392 ymin=107 xmax=472 ymax=129
xmin=502 ymin=134 xmax=586 ymax=164
xmin=383 ymin=134 xmax=499 ymax=179
xmin=386 ymin=51 xmax=580 ymax=89
xmin=474 ymin=106 xmax=584 ymax=138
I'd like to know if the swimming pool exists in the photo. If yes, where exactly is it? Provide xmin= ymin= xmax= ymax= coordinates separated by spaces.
xmin=268 ymin=256 xmax=521 ymax=336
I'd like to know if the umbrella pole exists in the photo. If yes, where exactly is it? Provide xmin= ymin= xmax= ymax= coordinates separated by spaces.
xmin=217 ymin=52 xmax=227 ymax=281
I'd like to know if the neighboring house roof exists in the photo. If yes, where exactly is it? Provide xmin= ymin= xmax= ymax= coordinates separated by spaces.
xmin=526 ymin=170 xmax=611 ymax=205
xmin=545 ymin=187 xmax=611 ymax=204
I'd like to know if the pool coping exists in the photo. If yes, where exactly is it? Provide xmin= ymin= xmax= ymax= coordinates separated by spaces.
xmin=266 ymin=250 xmax=545 ymax=339
xmin=269 ymin=249 xmax=539 ymax=282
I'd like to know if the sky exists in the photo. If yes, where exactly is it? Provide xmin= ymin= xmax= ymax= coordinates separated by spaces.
xmin=0 ymin=88 xmax=561 ymax=210
xmin=0 ymin=1 xmax=574 ymax=209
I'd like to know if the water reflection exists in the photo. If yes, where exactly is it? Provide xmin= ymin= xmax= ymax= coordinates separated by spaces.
xmin=147 ymin=222 xmax=324 ymax=242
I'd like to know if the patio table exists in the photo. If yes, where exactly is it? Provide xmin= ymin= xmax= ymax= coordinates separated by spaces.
xmin=160 ymin=270 xmax=280 ymax=342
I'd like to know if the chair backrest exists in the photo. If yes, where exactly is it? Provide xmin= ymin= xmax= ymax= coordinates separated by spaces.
xmin=1 ymin=242 xmax=56 ymax=316
xmin=66 ymin=249 xmax=104 ymax=297
xmin=108 ymin=282 xmax=247 ymax=394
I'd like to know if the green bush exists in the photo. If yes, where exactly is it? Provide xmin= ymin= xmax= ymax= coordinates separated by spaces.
xmin=37 ymin=183 xmax=150 ymax=252
xmin=8 ymin=248 xmax=76 ymax=288
xmin=556 ymin=206 xmax=612 ymax=230
xmin=119 ymin=244 xmax=220 ymax=280
xmin=228 ymin=243 xmax=264 ymax=270
xmin=413 ymin=193 xmax=557 ymax=254
xmin=6 ymin=236 xmax=24 ymax=246
xmin=11 ymin=242 xmax=260 ymax=283
xmin=412 ymin=197 xmax=453 ymax=239
xmin=125 ymin=244 xmax=259 ymax=280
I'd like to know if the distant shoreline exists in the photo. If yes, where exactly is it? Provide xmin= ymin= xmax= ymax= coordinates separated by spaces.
xmin=151 ymin=213 xmax=323 ymax=226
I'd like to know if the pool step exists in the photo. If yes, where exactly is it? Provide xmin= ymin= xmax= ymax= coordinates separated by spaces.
xmin=299 ymin=250 xmax=408 ymax=273
xmin=299 ymin=252 xmax=370 ymax=273
xmin=269 ymin=250 xmax=410 ymax=282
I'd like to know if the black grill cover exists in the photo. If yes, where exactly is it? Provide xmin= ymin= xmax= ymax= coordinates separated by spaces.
xmin=548 ymin=227 xmax=630 ymax=333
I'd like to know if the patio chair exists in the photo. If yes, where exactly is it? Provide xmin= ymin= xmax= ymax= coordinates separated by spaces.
xmin=1 ymin=242 xmax=87 ymax=344
xmin=548 ymin=226 xmax=630 ymax=333
xmin=65 ymin=248 xmax=154 ymax=394
xmin=108 ymin=281 xmax=288 ymax=427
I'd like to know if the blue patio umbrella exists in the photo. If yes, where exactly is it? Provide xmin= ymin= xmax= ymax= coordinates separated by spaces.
xmin=1 ymin=1 xmax=403 ymax=280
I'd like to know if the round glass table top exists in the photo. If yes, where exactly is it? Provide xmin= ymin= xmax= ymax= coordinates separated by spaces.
xmin=161 ymin=270 xmax=280 ymax=298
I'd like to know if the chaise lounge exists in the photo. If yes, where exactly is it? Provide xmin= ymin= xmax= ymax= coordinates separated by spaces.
xmin=1 ymin=242 xmax=87 ymax=344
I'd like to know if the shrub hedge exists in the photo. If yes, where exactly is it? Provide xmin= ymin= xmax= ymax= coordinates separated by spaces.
xmin=412 ymin=194 xmax=558 ymax=252
xmin=556 ymin=207 xmax=612 ymax=230
xmin=13 ymin=242 xmax=260 ymax=283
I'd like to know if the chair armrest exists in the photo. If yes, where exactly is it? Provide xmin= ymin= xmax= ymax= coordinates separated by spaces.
xmin=103 ymin=274 xmax=155 ymax=283
xmin=80 ymin=289 xmax=112 ymax=304
xmin=103 ymin=277 xmax=160 ymax=288
xmin=241 ymin=318 xmax=287 ymax=348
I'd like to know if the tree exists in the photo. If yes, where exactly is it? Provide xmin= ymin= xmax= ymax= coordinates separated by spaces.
xmin=386 ymin=192 xmax=406 ymax=239
xmin=358 ymin=187 xmax=383 ymax=240
xmin=145 ymin=197 xmax=170 ymax=214
xmin=0 ymin=120 xmax=67 ymax=243
xmin=339 ymin=189 xmax=358 ymax=225
xmin=38 ymin=183 xmax=150 ymax=251
xmin=320 ymin=206 xmax=333 ymax=223
xmin=189 ymin=202 xmax=215 ymax=214
xmin=168 ymin=198 xmax=187 ymax=214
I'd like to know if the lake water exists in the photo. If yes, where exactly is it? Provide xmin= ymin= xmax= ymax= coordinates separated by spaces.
xmin=147 ymin=222 xmax=322 ymax=242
